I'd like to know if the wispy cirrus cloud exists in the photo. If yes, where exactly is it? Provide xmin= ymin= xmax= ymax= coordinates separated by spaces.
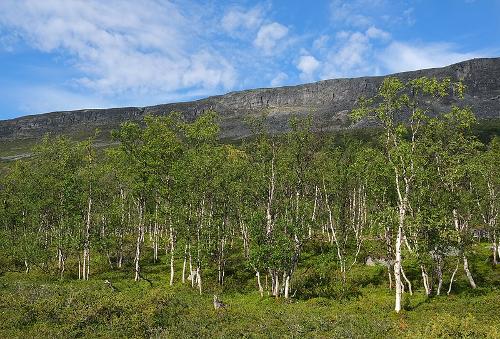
xmin=0 ymin=0 xmax=236 ymax=98
xmin=0 ymin=0 xmax=495 ymax=119
xmin=378 ymin=41 xmax=485 ymax=73
xmin=221 ymin=5 xmax=265 ymax=36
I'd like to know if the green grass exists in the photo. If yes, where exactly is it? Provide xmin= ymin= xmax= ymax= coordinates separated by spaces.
xmin=0 ymin=138 xmax=38 ymax=158
xmin=1 ymin=243 xmax=499 ymax=338
xmin=1 ymin=272 xmax=499 ymax=338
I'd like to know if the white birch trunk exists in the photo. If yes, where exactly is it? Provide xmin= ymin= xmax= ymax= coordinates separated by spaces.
xmin=436 ymin=258 xmax=443 ymax=295
xmin=118 ymin=232 xmax=123 ymax=269
xmin=394 ymin=223 xmax=403 ymax=313
xmin=388 ymin=266 xmax=393 ymax=290
xmin=421 ymin=265 xmax=430 ymax=296
xmin=118 ymin=188 xmax=125 ymax=269
xmin=284 ymin=274 xmax=290 ymax=299
xmin=153 ymin=209 xmax=158 ymax=263
xmin=401 ymin=265 xmax=412 ymax=295
xmin=463 ymin=254 xmax=477 ymax=289
xmin=82 ymin=167 xmax=93 ymax=281
xmin=256 ymin=271 xmax=264 ymax=297
xmin=447 ymin=261 xmax=459 ymax=295
xmin=169 ymin=224 xmax=175 ymax=286
xmin=182 ymin=244 xmax=187 ymax=284
xmin=274 ymin=273 xmax=279 ymax=298
xmin=196 ymin=267 xmax=202 ymax=295
xmin=266 ymin=149 xmax=275 ymax=235
xmin=189 ymin=249 xmax=194 ymax=288
xmin=134 ymin=199 xmax=144 ymax=282
xmin=59 ymin=249 xmax=65 ymax=279
xmin=492 ymin=232 xmax=498 ymax=265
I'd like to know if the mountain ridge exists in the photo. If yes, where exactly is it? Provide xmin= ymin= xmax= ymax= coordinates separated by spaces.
xmin=1 ymin=57 xmax=499 ymax=142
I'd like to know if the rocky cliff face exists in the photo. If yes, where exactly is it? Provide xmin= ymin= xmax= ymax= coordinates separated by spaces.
xmin=1 ymin=57 xmax=499 ymax=141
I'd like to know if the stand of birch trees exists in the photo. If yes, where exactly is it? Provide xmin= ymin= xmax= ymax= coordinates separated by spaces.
xmin=0 ymin=77 xmax=498 ymax=312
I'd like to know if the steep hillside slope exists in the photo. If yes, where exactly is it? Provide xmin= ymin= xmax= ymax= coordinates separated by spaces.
xmin=0 ymin=57 xmax=499 ymax=143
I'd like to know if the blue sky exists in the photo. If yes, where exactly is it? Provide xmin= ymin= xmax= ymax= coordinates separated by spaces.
xmin=0 ymin=0 xmax=499 ymax=120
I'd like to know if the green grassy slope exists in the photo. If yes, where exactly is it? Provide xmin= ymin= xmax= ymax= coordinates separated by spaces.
xmin=1 ymin=243 xmax=499 ymax=338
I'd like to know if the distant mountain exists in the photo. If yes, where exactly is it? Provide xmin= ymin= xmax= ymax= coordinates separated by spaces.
xmin=1 ymin=57 xmax=499 ymax=142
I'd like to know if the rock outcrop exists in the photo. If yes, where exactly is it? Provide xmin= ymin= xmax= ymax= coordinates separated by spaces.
xmin=0 ymin=57 xmax=499 ymax=141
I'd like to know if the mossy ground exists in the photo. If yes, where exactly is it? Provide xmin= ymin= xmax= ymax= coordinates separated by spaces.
xmin=1 ymin=242 xmax=499 ymax=338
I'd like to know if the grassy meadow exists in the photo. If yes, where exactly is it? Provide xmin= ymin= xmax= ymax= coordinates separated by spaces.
xmin=1 ymin=241 xmax=499 ymax=338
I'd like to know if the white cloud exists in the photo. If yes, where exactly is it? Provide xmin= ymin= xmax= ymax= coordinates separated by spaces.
xmin=221 ymin=6 xmax=263 ymax=34
xmin=316 ymin=23 xmax=482 ymax=80
xmin=320 ymin=31 xmax=373 ymax=79
xmin=379 ymin=41 xmax=484 ymax=73
xmin=0 ymin=0 xmax=236 ymax=98
xmin=314 ymin=24 xmax=486 ymax=81
xmin=313 ymin=35 xmax=330 ymax=50
xmin=270 ymin=72 xmax=288 ymax=87
xmin=297 ymin=55 xmax=320 ymax=81
xmin=366 ymin=26 xmax=390 ymax=41
xmin=329 ymin=0 xmax=417 ymax=31
xmin=330 ymin=0 xmax=378 ymax=28
xmin=254 ymin=22 xmax=289 ymax=55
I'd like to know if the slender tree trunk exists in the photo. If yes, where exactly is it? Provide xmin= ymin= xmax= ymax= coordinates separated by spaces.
xmin=134 ymin=198 xmax=144 ymax=282
xmin=493 ymin=232 xmax=498 ymax=265
xmin=394 ymin=222 xmax=403 ymax=313
xmin=240 ymin=217 xmax=249 ymax=258
xmin=256 ymin=271 xmax=264 ymax=297
xmin=153 ymin=203 xmax=159 ymax=263
xmin=182 ymin=244 xmax=187 ymax=284
xmin=82 ymin=182 xmax=92 ymax=280
xmin=118 ymin=188 xmax=126 ymax=269
xmin=324 ymin=181 xmax=345 ymax=286
xmin=218 ymin=236 xmax=226 ymax=286
xmin=169 ymin=223 xmax=175 ymax=286
xmin=58 ymin=247 xmax=62 ymax=270
xmin=59 ymin=249 xmax=65 ymax=280
xmin=118 ymin=231 xmax=123 ymax=269
xmin=401 ymin=265 xmax=412 ymax=295
xmin=421 ymin=265 xmax=430 ymax=296
xmin=266 ymin=148 xmax=275 ymax=235
xmin=86 ymin=248 xmax=90 ymax=280
xmin=310 ymin=186 xmax=318 ymax=238
xmin=388 ymin=265 xmax=393 ymax=290
xmin=196 ymin=267 xmax=202 ymax=295
xmin=274 ymin=272 xmax=279 ymax=298
xmin=463 ymin=254 xmax=477 ymax=289
xmin=189 ymin=248 xmax=194 ymax=288
xmin=497 ymin=240 xmax=500 ymax=260
xmin=284 ymin=274 xmax=290 ymax=299
xmin=106 ymin=250 xmax=113 ymax=269
xmin=58 ymin=247 xmax=64 ymax=278
xmin=436 ymin=257 xmax=443 ymax=296
xmin=447 ymin=261 xmax=460 ymax=295
xmin=221 ymin=238 xmax=226 ymax=286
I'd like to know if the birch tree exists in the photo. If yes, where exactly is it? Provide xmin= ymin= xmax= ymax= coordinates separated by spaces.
xmin=351 ymin=76 xmax=463 ymax=312
xmin=471 ymin=137 xmax=499 ymax=265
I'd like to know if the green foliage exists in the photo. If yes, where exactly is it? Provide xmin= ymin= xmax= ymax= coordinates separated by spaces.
xmin=0 ymin=76 xmax=499 ymax=335
xmin=0 ymin=249 xmax=499 ymax=338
